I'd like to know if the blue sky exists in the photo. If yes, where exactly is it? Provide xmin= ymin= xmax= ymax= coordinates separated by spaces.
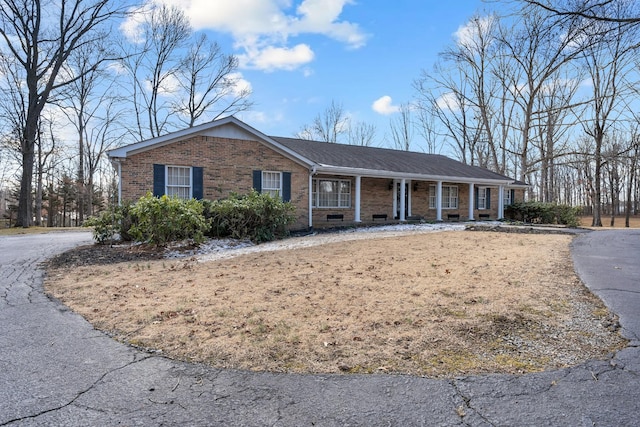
xmin=127 ymin=0 xmax=493 ymax=146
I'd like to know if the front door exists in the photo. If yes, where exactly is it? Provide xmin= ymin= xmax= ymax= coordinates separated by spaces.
xmin=395 ymin=182 xmax=409 ymax=219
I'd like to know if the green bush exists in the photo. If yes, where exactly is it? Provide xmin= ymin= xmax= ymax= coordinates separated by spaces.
xmin=83 ymin=202 xmax=137 ymax=244
xmin=129 ymin=193 xmax=208 ymax=246
xmin=84 ymin=208 xmax=120 ymax=244
xmin=505 ymin=202 xmax=581 ymax=227
xmin=86 ymin=191 xmax=295 ymax=246
xmin=202 ymin=190 xmax=296 ymax=243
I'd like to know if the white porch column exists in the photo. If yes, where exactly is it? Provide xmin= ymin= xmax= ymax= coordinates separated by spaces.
xmin=400 ymin=178 xmax=406 ymax=221
xmin=436 ymin=181 xmax=443 ymax=222
xmin=468 ymin=182 xmax=475 ymax=221
xmin=498 ymin=185 xmax=505 ymax=220
xmin=354 ymin=175 xmax=362 ymax=222
xmin=308 ymin=173 xmax=314 ymax=228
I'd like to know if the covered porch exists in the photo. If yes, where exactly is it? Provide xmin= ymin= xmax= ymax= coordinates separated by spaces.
xmin=308 ymin=174 xmax=519 ymax=229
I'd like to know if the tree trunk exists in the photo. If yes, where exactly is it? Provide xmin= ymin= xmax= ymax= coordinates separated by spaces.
xmin=625 ymin=179 xmax=633 ymax=228
xmin=17 ymin=141 xmax=34 ymax=228
xmin=78 ymin=127 xmax=85 ymax=223
xmin=592 ymin=138 xmax=603 ymax=227
xmin=35 ymin=160 xmax=43 ymax=226
xmin=47 ymin=182 xmax=55 ymax=228
xmin=626 ymin=146 xmax=638 ymax=227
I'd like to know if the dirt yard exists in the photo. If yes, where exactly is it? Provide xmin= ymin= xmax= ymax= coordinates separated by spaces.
xmin=45 ymin=227 xmax=626 ymax=378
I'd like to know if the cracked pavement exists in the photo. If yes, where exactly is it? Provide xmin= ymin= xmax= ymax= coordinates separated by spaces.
xmin=1 ymin=229 xmax=639 ymax=426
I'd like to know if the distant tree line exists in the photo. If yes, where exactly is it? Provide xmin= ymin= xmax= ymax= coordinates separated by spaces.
xmin=0 ymin=0 xmax=251 ymax=228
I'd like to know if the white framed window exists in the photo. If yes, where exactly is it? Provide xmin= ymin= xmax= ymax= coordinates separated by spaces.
xmin=504 ymin=188 xmax=512 ymax=206
xmin=262 ymin=171 xmax=282 ymax=198
xmin=429 ymin=185 xmax=437 ymax=209
xmin=312 ymin=178 xmax=351 ymax=208
xmin=429 ymin=185 xmax=458 ymax=209
xmin=477 ymin=187 xmax=488 ymax=210
xmin=166 ymin=166 xmax=191 ymax=199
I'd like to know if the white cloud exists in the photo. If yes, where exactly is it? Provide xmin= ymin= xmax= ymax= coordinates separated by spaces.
xmin=579 ymin=78 xmax=593 ymax=89
xmin=453 ymin=15 xmax=495 ymax=50
xmin=143 ymin=74 xmax=181 ymax=96
xmin=226 ymin=72 xmax=252 ymax=96
xmin=119 ymin=3 xmax=154 ymax=43
xmin=238 ymin=110 xmax=268 ymax=124
xmin=126 ymin=0 xmax=368 ymax=72
xmin=108 ymin=61 xmax=128 ymax=76
xmin=372 ymin=96 xmax=400 ymax=115
xmin=291 ymin=0 xmax=367 ymax=49
xmin=236 ymin=109 xmax=285 ymax=125
xmin=238 ymin=43 xmax=314 ymax=71
xmin=435 ymin=92 xmax=461 ymax=112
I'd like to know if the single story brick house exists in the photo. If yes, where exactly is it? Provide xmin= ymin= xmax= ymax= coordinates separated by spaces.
xmin=108 ymin=116 xmax=527 ymax=230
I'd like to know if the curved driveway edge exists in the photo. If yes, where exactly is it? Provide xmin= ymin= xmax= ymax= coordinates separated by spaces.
xmin=572 ymin=229 xmax=640 ymax=347
xmin=1 ymin=230 xmax=639 ymax=426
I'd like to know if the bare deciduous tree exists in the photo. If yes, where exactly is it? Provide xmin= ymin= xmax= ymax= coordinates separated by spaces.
xmin=497 ymin=7 xmax=585 ymax=186
xmin=624 ymin=132 xmax=639 ymax=226
xmin=348 ymin=121 xmax=377 ymax=146
xmin=389 ymin=103 xmax=413 ymax=151
xmin=521 ymin=0 xmax=640 ymax=24
xmin=443 ymin=15 xmax=502 ymax=169
xmin=122 ymin=3 xmax=191 ymax=139
xmin=297 ymin=100 xmax=350 ymax=143
xmin=578 ymin=3 xmax=638 ymax=226
xmin=414 ymin=100 xmax=443 ymax=154
xmin=414 ymin=67 xmax=482 ymax=165
xmin=0 ymin=0 xmax=125 ymax=227
xmin=122 ymin=6 xmax=253 ymax=138
xmin=530 ymin=74 xmax=581 ymax=203
xmin=174 ymin=34 xmax=253 ymax=127
xmin=58 ymin=42 xmax=126 ymax=220
xmin=57 ymin=42 xmax=122 ymax=222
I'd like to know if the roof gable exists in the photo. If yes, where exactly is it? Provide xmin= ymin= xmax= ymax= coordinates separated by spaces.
xmin=107 ymin=116 xmax=314 ymax=167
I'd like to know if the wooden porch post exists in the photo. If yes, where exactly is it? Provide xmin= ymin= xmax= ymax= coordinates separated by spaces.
xmin=498 ymin=185 xmax=504 ymax=220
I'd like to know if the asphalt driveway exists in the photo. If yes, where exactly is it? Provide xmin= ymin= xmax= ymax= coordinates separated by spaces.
xmin=1 ymin=229 xmax=638 ymax=426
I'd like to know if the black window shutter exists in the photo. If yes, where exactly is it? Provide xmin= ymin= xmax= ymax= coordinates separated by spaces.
xmin=192 ymin=167 xmax=203 ymax=199
xmin=282 ymin=172 xmax=291 ymax=202
xmin=153 ymin=164 xmax=165 ymax=197
xmin=486 ymin=188 xmax=491 ymax=209
xmin=252 ymin=170 xmax=262 ymax=192
xmin=510 ymin=189 xmax=515 ymax=204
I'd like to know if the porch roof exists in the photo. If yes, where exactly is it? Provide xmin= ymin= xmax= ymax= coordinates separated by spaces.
xmin=272 ymin=136 xmax=516 ymax=185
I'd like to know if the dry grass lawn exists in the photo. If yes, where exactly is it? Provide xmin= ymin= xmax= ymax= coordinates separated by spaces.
xmin=580 ymin=215 xmax=640 ymax=228
xmin=45 ymin=229 xmax=626 ymax=378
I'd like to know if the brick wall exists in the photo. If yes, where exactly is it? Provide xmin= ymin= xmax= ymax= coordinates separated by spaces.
xmin=118 ymin=135 xmax=527 ymax=230
xmin=119 ymin=135 xmax=310 ymax=229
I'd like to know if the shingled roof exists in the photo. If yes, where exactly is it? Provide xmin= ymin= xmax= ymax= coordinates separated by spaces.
xmin=107 ymin=116 xmax=520 ymax=185
xmin=271 ymin=136 xmax=515 ymax=184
